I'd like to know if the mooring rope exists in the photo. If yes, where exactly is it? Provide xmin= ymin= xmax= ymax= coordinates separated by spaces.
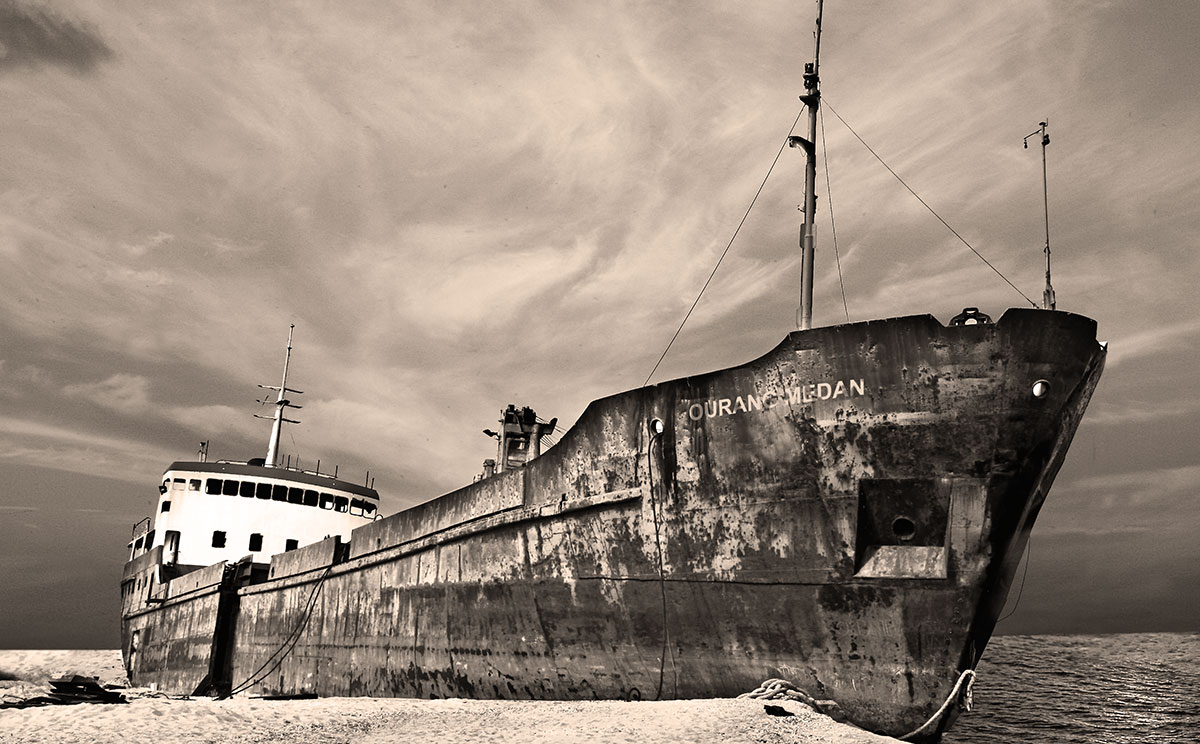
xmin=898 ymin=668 xmax=977 ymax=741
xmin=738 ymin=678 xmax=845 ymax=721
xmin=742 ymin=668 xmax=975 ymax=738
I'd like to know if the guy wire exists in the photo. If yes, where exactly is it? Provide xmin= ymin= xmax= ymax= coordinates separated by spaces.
xmin=823 ymin=98 xmax=1038 ymax=308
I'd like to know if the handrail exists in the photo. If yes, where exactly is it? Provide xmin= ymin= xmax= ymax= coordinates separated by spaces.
xmin=131 ymin=516 xmax=151 ymax=539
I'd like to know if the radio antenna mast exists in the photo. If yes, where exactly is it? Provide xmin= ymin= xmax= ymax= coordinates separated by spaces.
xmin=255 ymin=324 xmax=304 ymax=467
xmin=1024 ymin=121 xmax=1055 ymax=310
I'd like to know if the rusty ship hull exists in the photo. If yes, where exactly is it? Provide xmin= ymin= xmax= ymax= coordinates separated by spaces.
xmin=121 ymin=308 xmax=1105 ymax=738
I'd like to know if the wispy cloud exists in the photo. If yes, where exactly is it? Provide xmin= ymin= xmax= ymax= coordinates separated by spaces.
xmin=63 ymin=374 xmax=152 ymax=415
xmin=1038 ymin=524 xmax=1152 ymax=538
xmin=0 ymin=1 xmax=113 ymax=74
xmin=1102 ymin=319 xmax=1200 ymax=370
xmin=1087 ymin=397 xmax=1200 ymax=427
xmin=1055 ymin=464 xmax=1200 ymax=512
xmin=0 ymin=416 xmax=181 ymax=485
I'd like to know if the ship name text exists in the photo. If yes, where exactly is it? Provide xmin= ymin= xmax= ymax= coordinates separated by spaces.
xmin=686 ymin=378 xmax=865 ymax=421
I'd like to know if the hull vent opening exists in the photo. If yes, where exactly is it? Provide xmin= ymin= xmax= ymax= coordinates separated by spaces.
xmin=855 ymin=478 xmax=949 ymax=579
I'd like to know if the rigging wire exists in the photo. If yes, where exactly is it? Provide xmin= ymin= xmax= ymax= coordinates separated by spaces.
xmin=822 ymin=98 xmax=1038 ymax=308
xmin=642 ymin=106 xmax=807 ymax=388
xmin=819 ymin=107 xmax=851 ymax=324
xmin=288 ymin=428 xmax=299 ymax=468
xmin=645 ymin=428 xmax=677 ymax=698
xmin=220 ymin=565 xmax=333 ymax=698
xmin=997 ymin=537 xmax=1032 ymax=624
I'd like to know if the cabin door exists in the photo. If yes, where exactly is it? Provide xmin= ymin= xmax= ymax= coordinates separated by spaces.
xmin=164 ymin=530 xmax=180 ymax=564
xmin=127 ymin=629 xmax=139 ymax=681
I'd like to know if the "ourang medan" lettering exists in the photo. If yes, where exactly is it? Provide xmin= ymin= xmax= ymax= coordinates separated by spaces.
xmin=686 ymin=378 xmax=865 ymax=421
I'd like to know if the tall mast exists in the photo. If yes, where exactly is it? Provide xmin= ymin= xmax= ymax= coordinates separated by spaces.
xmin=1025 ymin=121 xmax=1055 ymax=309
xmin=255 ymin=324 xmax=303 ymax=467
xmin=799 ymin=0 xmax=824 ymax=330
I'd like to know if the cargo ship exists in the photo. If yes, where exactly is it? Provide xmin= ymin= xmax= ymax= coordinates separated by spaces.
xmin=119 ymin=4 xmax=1106 ymax=739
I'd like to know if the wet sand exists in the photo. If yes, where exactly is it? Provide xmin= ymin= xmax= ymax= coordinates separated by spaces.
xmin=0 ymin=650 xmax=897 ymax=744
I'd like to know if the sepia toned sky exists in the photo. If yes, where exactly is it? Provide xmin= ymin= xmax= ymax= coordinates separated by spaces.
xmin=1 ymin=0 xmax=1197 ymax=647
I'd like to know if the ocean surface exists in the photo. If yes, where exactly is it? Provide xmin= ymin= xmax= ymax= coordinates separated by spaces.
xmin=943 ymin=632 xmax=1199 ymax=744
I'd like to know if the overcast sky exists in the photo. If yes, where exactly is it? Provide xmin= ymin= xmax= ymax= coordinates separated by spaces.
xmin=1 ymin=0 xmax=1197 ymax=648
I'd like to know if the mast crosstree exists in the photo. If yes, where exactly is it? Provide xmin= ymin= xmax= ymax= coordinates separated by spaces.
xmin=255 ymin=324 xmax=304 ymax=467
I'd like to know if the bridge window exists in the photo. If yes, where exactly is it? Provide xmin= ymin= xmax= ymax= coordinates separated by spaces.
xmin=319 ymin=493 xmax=335 ymax=510
xmin=239 ymin=481 xmax=255 ymax=498
xmin=222 ymin=479 xmax=239 ymax=496
xmin=350 ymin=499 xmax=364 ymax=516
xmin=212 ymin=530 xmax=226 ymax=548
xmin=302 ymin=489 xmax=319 ymax=507
xmin=285 ymin=538 xmax=298 ymax=551
xmin=248 ymin=533 xmax=263 ymax=552
xmin=272 ymin=484 xmax=288 ymax=501
xmin=160 ymin=501 xmax=171 ymax=513
xmin=287 ymin=487 xmax=303 ymax=504
xmin=255 ymin=482 xmax=272 ymax=499
xmin=205 ymin=478 xmax=222 ymax=495
xmin=334 ymin=496 xmax=349 ymax=513
xmin=172 ymin=478 xmax=185 ymax=490
xmin=363 ymin=502 xmax=376 ymax=517
xmin=189 ymin=479 xmax=200 ymax=491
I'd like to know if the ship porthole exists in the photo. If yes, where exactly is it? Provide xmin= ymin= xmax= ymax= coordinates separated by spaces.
xmin=650 ymin=418 xmax=665 ymax=435
xmin=1032 ymin=379 xmax=1050 ymax=399
xmin=892 ymin=516 xmax=916 ymax=541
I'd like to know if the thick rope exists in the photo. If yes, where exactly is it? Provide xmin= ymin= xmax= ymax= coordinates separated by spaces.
xmin=898 ymin=668 xmax=977 ymax=741
xmin=739 ymin=678 xmax=846 ymax=722
xmin=742 ymin=669 xmax=975 ymax=736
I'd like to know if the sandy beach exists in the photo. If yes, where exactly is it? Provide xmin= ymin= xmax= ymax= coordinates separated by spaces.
xmin=0 ymin=650 xmax=897 ymax=744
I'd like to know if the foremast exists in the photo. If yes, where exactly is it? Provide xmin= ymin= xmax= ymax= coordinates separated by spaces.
xmin=798 ymin=0 xmax=824 ymax=330
xmin=1024 ymin=120 xmax=1056 ymax=310
xmin=255 ymin=324 xmax=303 ymax=467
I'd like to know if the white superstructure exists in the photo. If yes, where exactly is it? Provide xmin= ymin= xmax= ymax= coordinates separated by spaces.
xmin=125 ymin=325 xmax=381 ymax=567
xmin=129 ymin=461 xmax=379 ymax=567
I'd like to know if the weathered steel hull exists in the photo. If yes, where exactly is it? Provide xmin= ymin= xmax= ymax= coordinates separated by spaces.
xmin=121 ymin=308 xmax=1105 ymax=739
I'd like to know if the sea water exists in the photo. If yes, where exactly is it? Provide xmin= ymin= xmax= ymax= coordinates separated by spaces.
xmin=944 ymin=633 xmax=1199 ymax=744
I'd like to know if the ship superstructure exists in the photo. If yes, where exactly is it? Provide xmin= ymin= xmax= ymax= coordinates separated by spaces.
xmin=127 ymin=460 xmax=379 ymax=568
xmin=122 ymin=327 xmax=379 ymax=613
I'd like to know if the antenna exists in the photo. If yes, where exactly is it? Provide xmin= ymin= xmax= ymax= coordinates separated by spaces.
xmin=253 ymin=324 xmax=303 ymax=467
xmin=1024 ymin=121 xmax=1055 ymax=310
